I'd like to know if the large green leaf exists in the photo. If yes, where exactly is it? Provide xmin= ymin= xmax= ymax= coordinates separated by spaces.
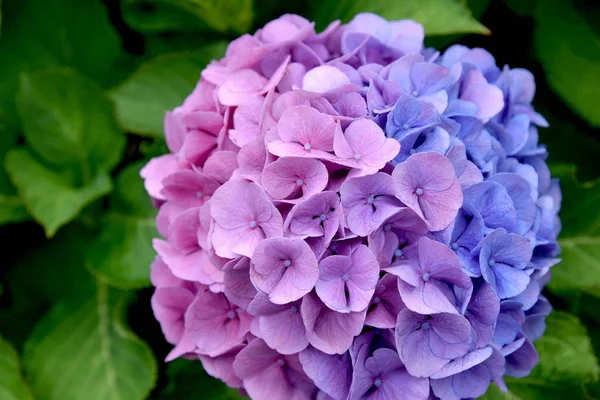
xmin=532 ymin=312 xmax=599 ymax=380
xmin=158 ymin=358 xmax=244 ymax=400
xmin=4 ymin=149 xmax=112 ymax=237
xmin=535 ymin=0 xmax=600 ymax=127
xmin=86 ymin=162 xmax=158 ymax=289
xmin=110 ymin=46 xmax=226 ymax=137
xmin=0 ymin=335 xmax=34 ymax=400
xmin=23 ymin=283 xmax=157 ymax=400
xmin=122 ymin=0 xmax=252 ymax=34
xmin=0 ymin=0 xmax=121 ymax=132
xmin=310 ymin=0 xmax=489 ymax=36
xmin=17 ymin=68 xmax=125 ymax=178
xmin=481 ymin=312 xmax=599 ymax=399
xmin=547 ymin=164 xmax=600 ymax=296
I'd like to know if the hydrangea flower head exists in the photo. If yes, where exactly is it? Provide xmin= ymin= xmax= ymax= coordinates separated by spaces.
xmin=142 ymin=12 xmax=560 ymax=400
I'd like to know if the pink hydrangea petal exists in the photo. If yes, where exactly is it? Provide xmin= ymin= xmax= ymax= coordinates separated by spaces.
xmin=199 ymin=345 xmax=245 ymax=389
xmin=461 ymin=69 xmax=504 ymax=122
xmin=179 ymin=130 xmax=217 ymax=167
xmin=185 ymin=291 xmax=252 ymax=357
xmin=165 ymin=331 xmax=196 ymax=362
xmin=237 ymin=136 xmax=267 ymax=183
xmin=151 ymin=286 xmax=194 ymax=344
xmin=262 ymin=157 xmax=328 ymax=201
xmin=140 ymin=154 xmax=179 ymax=200
xmin=259 ymin=306 xmax=309 ymax=354
xmin=202 ymin=151 xmax=238 ymax=184
xmin=389 ymin=20 xmax=424 ymax=54
xmin=168 ymin=207 xmax=201 ymax=254
xmin=302 ymin=65 xmax=351 ymax=93
xmin=153 ymin=239 xmax=210 ymax=282
xmin=182 ymin=111 xmax=224 ymax=135
xmin=150 ymin=256 xmax=183 ymax=288
xmin=277 ymin=105 xmax=337 ymax=151
xmin=164 ymin=111 xmax=186 ymax=153
xmin=333 ymin=118 xmax=400 ymax=171
xmin=218 ymin=69 xmax=268 ymax=106
xmin=278 ymin=63 xmax=307 ymax=92
xmin=161 ymin=169 xmax=219 ymax=206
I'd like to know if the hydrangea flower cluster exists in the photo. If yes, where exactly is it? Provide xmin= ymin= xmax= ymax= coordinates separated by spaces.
xmin=142 ymin=12 xmax=561 ymax=400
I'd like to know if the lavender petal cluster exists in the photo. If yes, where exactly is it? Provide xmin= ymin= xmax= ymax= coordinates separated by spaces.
xmin=142 ymin=12 xmax=560 ymax=400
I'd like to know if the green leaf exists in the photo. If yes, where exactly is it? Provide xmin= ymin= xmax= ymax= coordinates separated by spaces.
xmin=17 ymin=68 xmax=125 ymax=177
xmin=0 ymin=130 xmax=28 ymax=226
xmin=122 ymin=0 xmax=252 ymax=34
xmin=159 ymin=358 xmax=245 ymax=400
xmin=482 ymin=312 xmax=599 ymax=399
xmin=0 ymin=335 xmax=34 ymax=400
xmin=504 ymin=0 xmax=537 ymax=17
xmin=0 ymin=193 xmax=28 ymax=226
xmin=86 ymin=162 xmax=158 ymax=289
xmin=0 ymin=225 xmax=97 ymax=348
xmin=0 ymin=0 xmax=121 ymax=132
xmin=5 ymin=149 xmax=112 ymax=237
xmin=536 ymin=103 xmax=600 ymax=182
xmin=143 ymin=33 xmax=219 ymax=60
xmin=310 ymin=0 xmax=489 ymax=36
xmin=122 ymin=0 xmax=213 ymax=33
xmin=8 ymin=225 xmax=97 ymax=305
xmin=546 ymin=164 xmax=600 ymax=296
xmin=480 ymin=384 xmax=521 ymax=399
xmin=533 ymin=312 xmax=599 ymax=380
xmin=424 ymin=0 xmax=491 ymax=50
xmin=535 ymin=0 xmax=600 ymax=126
xmin=24 ymin=282 xmax=157 ymax=400
xmin=110 ymin=46 xmax=226 ymax=137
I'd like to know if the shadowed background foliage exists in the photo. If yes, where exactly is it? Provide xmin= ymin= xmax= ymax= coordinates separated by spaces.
xmin=0 ymin=0 xmax=599 ymax=399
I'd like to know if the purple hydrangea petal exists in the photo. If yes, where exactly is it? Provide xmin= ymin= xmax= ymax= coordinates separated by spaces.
xmin=430 ymin=347 xmax=504 ymax=400
xmin=300 ymin=347 xmax=353 ymax=399
xmin=395 ymin=310 xmax=471 ymax=377
xmin=388 ymin=237 xmax=471 ymax=315
xmin=465 ymin=281 xmax=500 ymax=349
xmin=185 ymin=290 xmax=252 ymax=357
xmin=316 ymin=245 xmax=380 ymax=313
xmin=301 ymin=292 xmax=367 ymax=354
xmin=223 ymin=257 xmax=258 ymax=309
xmin=474 ymin=228 xmax=533 ymax=299
xmin=340 ymin=172 xmax=403 ymax=236
xmin=285 ymin=191 xmax=343 ymax=242
xmin=392 ymin=152 xmax=463 ymax=231
xmin=504 ymin=334 xmax=539 ymax=378
xmin=366 ymin=273 xmax=406 ymax=329
xmin=350 ymin=348 xmax=430 ymax=400
xmin=233 ymin=339 xmax=315 ymax=400
xmin=521 ymin=296 xmax=552 ymax=341
xmin=250 ymin=237 xmax=319 ymax=304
